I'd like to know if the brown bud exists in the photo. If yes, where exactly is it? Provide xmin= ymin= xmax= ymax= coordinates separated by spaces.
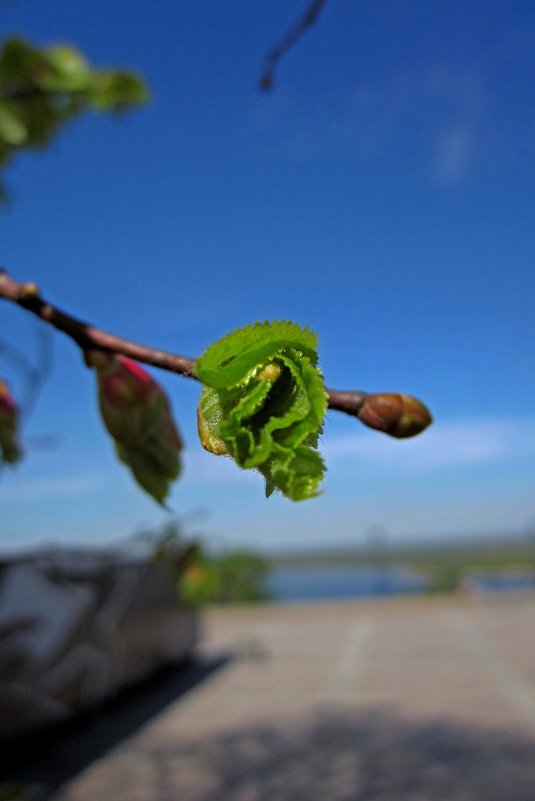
xmin=357 ymin=393 xmax=432 ymax=439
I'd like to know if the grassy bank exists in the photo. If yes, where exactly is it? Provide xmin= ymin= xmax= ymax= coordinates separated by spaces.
xmin=267 ymin=538 xmax=535 ymax=595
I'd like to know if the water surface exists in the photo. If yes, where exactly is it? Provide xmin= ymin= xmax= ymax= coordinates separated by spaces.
xmin=265 ymin=565 xmax=429 ymax=603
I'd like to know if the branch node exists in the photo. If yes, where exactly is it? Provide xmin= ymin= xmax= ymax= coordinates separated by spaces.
xmin=84 ymin=349 xmax=112 ymax=369
xmin=0 ymin=270 xmax=433 ymax=433
xmin=21 ymin=281 xmax=40 ymax=299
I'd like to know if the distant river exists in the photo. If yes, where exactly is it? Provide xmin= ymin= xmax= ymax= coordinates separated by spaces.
xmin=473 ymin=572 xmax=535 ymax=592
xmin=264 ymin=565 xmax=429 ymax=603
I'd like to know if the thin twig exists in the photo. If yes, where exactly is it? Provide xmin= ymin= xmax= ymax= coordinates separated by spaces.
xmin=259 ymin=0 xmax=328 ymax=91
xmin=0 ymin=269 xmax=196 ymax=378
xmin=0 ymin=328 xmax=52 ymax=417
xmin=0 ymin=268 xmax=370 ymax=417
xmin=0 ymin=337 xmax=36 ymax=381
xmin=326 ymin=389 xmax=368 ymax=416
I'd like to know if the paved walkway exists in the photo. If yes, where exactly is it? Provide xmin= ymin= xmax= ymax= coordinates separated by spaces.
xmin=55 ymin=593 xmax=535 ymax=800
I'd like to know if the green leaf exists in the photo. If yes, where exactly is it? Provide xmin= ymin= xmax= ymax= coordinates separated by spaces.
xmin=0 ymin=36 xmax=149 ymax=192
xmin=194 ymin=320 xmax=318 ymax=388
xmin=38 ymin=46 xmax=92 ymax=92
xmin=0 ymin=103 xmax=27 ymax=144
xmin=195 ymin=321 xmax=327 ymax=501
xmin=115 ymin=437 xmax=179 ymax=507
xmin=90 ymin=72 xmax=149 ymax=111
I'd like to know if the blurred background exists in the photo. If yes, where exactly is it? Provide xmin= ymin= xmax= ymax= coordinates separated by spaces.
xmin=1 ymin=3 xmax=535 ymax=799
xmin=2 ymin=0 xmax=535 ymax=556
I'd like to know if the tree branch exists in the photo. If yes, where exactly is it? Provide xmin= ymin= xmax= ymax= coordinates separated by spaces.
xmin=0 ymin=269 xmax=431 ymax=429
xmin=259 ymin=0 xmax=328 ymax=91
xmin=0 ymin=269 xmax=196 ymax=378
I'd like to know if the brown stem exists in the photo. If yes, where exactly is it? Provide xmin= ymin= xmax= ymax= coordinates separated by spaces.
xmin=326 ymin=389 xmax=368 ymax=416
xmin=0 ymin=270 xmax=196 ymax=378
xmin=0 ymin=268 xmax=372 ymax=419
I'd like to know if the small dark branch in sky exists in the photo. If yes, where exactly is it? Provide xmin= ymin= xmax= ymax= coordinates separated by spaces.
xmin=259 ymin=0 xmax=328 ymax=91
xmin=26 ymin=326 xmax=53 ymax=415
xmin=0 ymin=337 xmax=36 ymax=382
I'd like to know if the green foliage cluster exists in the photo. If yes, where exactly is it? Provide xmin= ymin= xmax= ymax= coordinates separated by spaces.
xmin=149 ymin=522 xmax=270 ymax=607
xmin=273 ymin=540 xmax=535 ymax=596
xmin=195 ymin=321 xmax=328 ymax=501
xmin=181 ymin=550 xmax=270 ymax=607
xmin=415 ymin=543 xmax=535 ymax=594
xmin=0 ymin=37 xmax=147 ymax=200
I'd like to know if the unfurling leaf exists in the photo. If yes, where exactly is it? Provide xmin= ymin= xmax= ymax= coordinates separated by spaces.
xmin=357 ymin=392 xmax=432 ymax=438
xmin=87 ymin=352 xmax=182 ymax=505
xmin=195 ymin=321 xmax=327 ymax=501
xmin=0 ymin=379 xmax=22 ymax=465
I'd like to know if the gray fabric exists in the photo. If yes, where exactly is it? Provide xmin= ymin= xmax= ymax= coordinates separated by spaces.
xmin=0 ymin=548 xmax=198 ymax=740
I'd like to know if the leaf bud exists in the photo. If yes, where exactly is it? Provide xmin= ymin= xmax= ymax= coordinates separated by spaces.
xmin=357 ymin=392 xmax=432 ymax=439
xmin=0 ymin=379 xmax=22 ymax=464
xmin=257 ymin=362 xmax=282 ymax=383
xmin=21 ymin=282 xmax=40 ymax=298
xmin=97 ymin=355 xmax=155 ymax=409
xmin=88 ymin=354 xmax=183 ymax=504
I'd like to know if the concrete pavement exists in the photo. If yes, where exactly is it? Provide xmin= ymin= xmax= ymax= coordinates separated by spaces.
xmin=54 ymin=592 xmax=535 ymax=800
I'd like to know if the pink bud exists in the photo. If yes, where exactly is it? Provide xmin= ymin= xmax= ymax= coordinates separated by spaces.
xmin=87 ymin=353 xmax=183 ymax=504
xmin=98 ymin=355 xmax=156 ymax=407
xmin=89 ymin=354 xmax=157 ymax=443
xmin=0 ymin=379 xmax=22 ymax=464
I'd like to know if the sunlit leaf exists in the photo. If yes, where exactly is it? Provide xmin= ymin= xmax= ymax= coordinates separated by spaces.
xmin=195 ymin=321 xmax=327 ymax=501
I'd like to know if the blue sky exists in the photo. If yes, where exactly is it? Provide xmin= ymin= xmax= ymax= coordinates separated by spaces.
xmin=1 ymin=1 xmax=535 ymax=551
